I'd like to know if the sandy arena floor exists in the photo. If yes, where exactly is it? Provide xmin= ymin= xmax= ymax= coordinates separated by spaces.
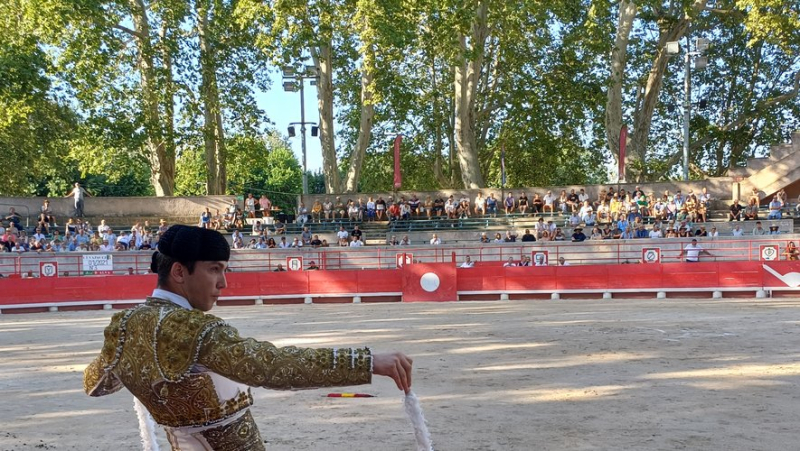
xmin=2 ymin=297 xmax=800 ymax=450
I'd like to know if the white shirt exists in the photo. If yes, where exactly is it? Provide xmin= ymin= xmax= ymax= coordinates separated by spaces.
xmin=349 ymin=239 xmax=364 ymax=247
xmin=543 ymin=194 xmax=555 ymax=205
xmin=732 ymin=228 xmax=744 ymax=237
xmin=337 ymin=230 xmax=349 ymax=240
xmin=430 ymin=237 xmax=441 ymax=245
xmin=460 ymin=261 xmax=474 ymax=268
xmin=649 ymin=230 xmax=663 ymax=239
xmin=684 ymin=243 xmax=703 ymax=262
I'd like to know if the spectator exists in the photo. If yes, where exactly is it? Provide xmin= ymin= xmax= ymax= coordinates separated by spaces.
xmin=430 ymin=233 xmax=441 ymax=245
xmin=504 ymin=193 xmax=516 ymax=214
xmin=65 ymin=182 xmax=91 ymax=217
xmin=322 ymin=198 xmax=333 ymax=221
xmin=634 ymin=224 xmax=649 ymax=239
xmin=307 ymin=261 xmax=320 ymax=270
xmin=474 ymin=192 xmax=486 ymax=216
xmin=4 ymin=208 xmax=21 ymax=228
xmin=590 ymin=227 xmax=604 ymax=240
xmin=571 ymin=227 xmax=586 ymax=242
xmin=521 ymin=229 xmax=536 ymax=242
xmin=444 ymin=195 xmax=457 ymax=219
xmin=245 ymin=193 xmax=256 ymax=218
xmin=479 ymin=232 xmax=490 ymax=243
xmin=290 ymin=237 xmax=303 ymax=248
xmin=423 ymin=196 xmax=434 ymax=219
xmin=732 ymin=224 xmax=744 ymax=237
xmin=349 ymin=236 xmax=364 ymax=247
xmin=278 ymin=236 xmax=290 ymax=248
xmin=387 ymin=235 xmax=399 ymax=246
xmin=649 ymin=225 xmax=663 ymax=239
xmin=531 ymin=193 xmax=543 ymax=214
xmin=400 ymin=235 xmax=411 ymax=246
xmin=297 ymin=202 xmax=309 ymax=225
xmin=503 ymin=257 xmax=517 ymax=267
xmin=768 ymin=197 xmax=783 ymax=219
xmin=557 ymin=257 xmax=570 ymax=266
xmin=459 ymin=256 xmax=475 ymax=268
xmin=334 ymin=197 xmax=347 ymax=220
xmin=337 ymin=226 xmax=349 ymax=246
xmin=251 ymin=220 xmax=263 ymax=236
xmin=518 ymin=192 xmax=529 ymax=214
xmin=558 ymin=190 xmax=569 ymax=214
xmin=301 ymin=226 xmax=312 ymax=245
xmin=752 ymin=221 xmax=766 ymax=236
xmin=351 ymin=225 xmax=363 ymax=242
xmin=273 ymin=263 xmax=286 ymax=271
xmin=769 ymin=225 xmax=780 ymax=235
xmin=680 ymin=238 xmax=712 ymax=262
xmin=310 ymin=235 xmax=323 ymax=248
xmin=708 ymin=227 xmax=719 ymax=239
xmin=311 ymin=200 xmax=324 ymax=222
xmin=41 ymin=199 xmax=57 ymax=227
xmin=408 ymin=194 xmax=421 ymax=217
xmin=566 ymin=189 xmax=579 ymax=213
xmin=493 ymin=232 xmax=504 ymax=244
xmin=695 ymin=225 xmax=708 ymax=237
xmin=266 ymin=237 xmax=277 ymax=248
xmin=745 ymin=198 xmax=759 ymax=220
xmin=504 ymin=230 xmax=517 ymax=243
xmin=260 ymin=194 xmax=272 ymax=217
xmin=542 ymin=190 xmax=556 ymax=214
xmin=387 ymin=202 xmax=401 ymax=221
xmin=783 ymin=241 xmax=799 ymax=261
xmin=729 ymin=200 xmax=743 ymax=221
xmin=374 ymin=196 xmax=386 ymax=220
xmin=273 ymin=219 xmax=286 ymax=235
xmin=486 ymin=193 xmax=498 ymax=217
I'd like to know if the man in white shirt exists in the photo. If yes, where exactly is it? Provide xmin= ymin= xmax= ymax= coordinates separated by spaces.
xmin=98 ymin=219 xmax=111 ymax=235
xmin=680 ymin=239 xmax=711 ymax=262
xmin=732 ymin=225 xmax=744 ymax=237
xmin=65 ymin=182 xmax=90 ymax=217
xmin=349 ymin=237 xmax=364 ymax=247
xmin=278 ymin=237 xmax=290 ymax=248
xmin=542 ymin=191 xmax=556 ymax=214
xmin=99 ymin=239 xmax=114 ymax=252
xmin=459 ymin=256 xmax=475 ymax=268
xmin=474 ymin=193 xmax=486 ymax=216
xmin=429 ymin=233 xmax=441 ymax=245
xmin=648 ymin=226 xmax=663 ymax=239
xmin=336 ymin=226 xmax=349 ymax=246
xmin=752 ymin=221 xmax=766 ymax=236
xmin=503 ymin=257 xmax=516 ymax=267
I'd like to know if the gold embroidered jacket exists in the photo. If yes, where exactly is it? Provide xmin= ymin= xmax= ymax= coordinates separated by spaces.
xmin=83 ymin=298 xmax=372 ymax=449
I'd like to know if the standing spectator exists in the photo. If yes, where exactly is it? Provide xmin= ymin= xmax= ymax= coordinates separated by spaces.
xmin=259 ymin=194 xmax=272 ymax=217
xmin=65 ymin=182 xmax=91 ymax=217
xmin=679 ymin=238 xmax=712 ymax=262
xmin=459 ymin=256 xmax=475 ymax=268
xmin=245 ymin=193 xmax=256 ymax=218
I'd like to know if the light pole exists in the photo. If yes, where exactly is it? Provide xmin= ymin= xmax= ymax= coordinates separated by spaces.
xmin=283 ymin=65 xmax=320 ymax=196
xmin=667 ymin=36 xmax=709 ymax=181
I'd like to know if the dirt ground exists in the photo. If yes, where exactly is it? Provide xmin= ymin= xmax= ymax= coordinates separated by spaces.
xmin=2 ymin=297 xmax=800 ymax=451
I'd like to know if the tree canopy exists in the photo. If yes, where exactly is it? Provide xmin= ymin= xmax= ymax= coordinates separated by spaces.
xmin=1 ymin=0 xmax=798 ymax=196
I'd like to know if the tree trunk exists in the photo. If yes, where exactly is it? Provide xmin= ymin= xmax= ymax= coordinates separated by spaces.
xmin=129 ymin=0 xmax=174 ymax=196
xmin=605 ymin=0 xmax=637 ymax=181
xmin=312 ymin=45 xmax=341 ymax=194
xmin=343 ymin=47 xmax=375 ymax=193
xmin=197 ymin=0 xmax=227 ymax=195
xmin=453 ymin=1 xmax=488 ymax=189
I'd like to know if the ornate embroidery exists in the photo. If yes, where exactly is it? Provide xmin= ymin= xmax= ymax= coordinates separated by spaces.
xmin=198 ymin=410 xmax=265 ymax=451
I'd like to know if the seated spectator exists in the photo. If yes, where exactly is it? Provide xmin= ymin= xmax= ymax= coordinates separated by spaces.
xmin=695 ymin=225 xmax=708 ymax=237
xmin=334 ymin=197 xmax=346 ymax=219
xmin=531 ymin=193 xmax=543 ymax=214
xmin=307 ymin=261 xmax=320 ymax=270
xmin=297 ymin=202 xmax=309 ymax=225
xmin=493 ymin=232 xmax=504 ymax=244
xmin=457 ymin=199 xmax=470 ymax=219
xmin=518 ymin=192 xmax=529 ymax=214
xmin=408 ymin=194 xmax=421 ymax=217
xmin=387 ymin=235 xmax=400 ymax=246
xmin=278 ymin=236 xmax=290 ymax=248
xmin=519 ymin=256 xmax=531 ymax=267
xmin=99 ymin=239 xmax=114 ymax=252
xmin=365 ymin=197 xmax=376 ymax=221
xmin=590 ymin=227 xmax=603 ymax=240
xmin=273 ymin=219 xmax=286 ymax=235
xmin=768 ymin=197 xmax=782 ymax=219
xmin=708 ymin=227 xmax=719 ymax=239
xmin=752 ymin=221 xmax=766 ymax=235
xmin=273 ymin=263 xmax=286 ymax=272
xmin=566 ymin=189 xmax=579 ymax=213
xmin=745 ymin=199 xmax=759 ymax=220
xmin=542 ymin=190 xmax=555 ymax=214
xmin=731 ymin=224 xmax=744 ymax=237
xmin=252 ymin=220 xmax=263 ymax=236
xmin=769 ymin=225 xmax=780 ymax=235
xmin=480 ymin=232 xmax=490 ymax=243
xmin=375 ymin=196 xmax=386 ymax=220
xmin=553 ymin=228 xmax=566 ymax=241
xmin=290 ymin=237 xmax=303 ymax=248
xmin=557 ymin=257 xmax=570 ymax=266
xmin=424 ymin=196 xmax=434 ymax=219
xmin=648 ymin=225 xmax=663 ymax=239
xmin=430 ymin=233 xmax=442 ymax=245
xmin=400 ymin=235 xmax=411 ymax=246
xmin=503 ymin=257 xmax=517 ymax=267
xmin=459 ymin=256 xmax=475 ymax=268
xmin=336 ymin=226 xmax=349 ymax=246
xmin=387 ymin=202 xmax=401 ymax=221
xmin=247 ymin=238 xmax=258 ymax=249
xmin=310 ymin=235 xmax=323 ymax=248
xmin=444 ymin=196 xmax=457 ymax=219
xmin=504 ymin=193 xmax=516 ymax=214
xmin=311 ymin=200 xmax=323 ymax=222
xmin=301 ymin=226 xmax=312 ymax=245
xmin=351 ymin=225 xmax=363 ymax=242
xmin=571 ymin=227 xmax=586 ymax=242
xmin=504 ymin=230 xmax=517 ymax=242
xmin=267 ymin=237 xmax=277 ymax=248
xmin=521 ymin=229 xmax=536 ymax=242
xmin=568 ymin=212 xmax=581 ymax=227
xmin=349 ymin=236 xmax=364 ymax=247
xmin=634 ymin=224 xmax=649 ymax=239
xmin=729 ymin=200 xmax=743 ymax=221
xmin=485 ymin=193 xmax=498 ymax=216
xmin=322 ymin=198 xmax=333 ymax=220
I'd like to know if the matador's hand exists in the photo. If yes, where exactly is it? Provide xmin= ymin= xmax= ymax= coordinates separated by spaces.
xmin=372 ymin=352 xmax=413 ymax=393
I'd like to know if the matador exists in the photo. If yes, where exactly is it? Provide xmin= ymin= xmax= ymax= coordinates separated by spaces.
xmin=84 ymin=225 xmax=413 ymax=450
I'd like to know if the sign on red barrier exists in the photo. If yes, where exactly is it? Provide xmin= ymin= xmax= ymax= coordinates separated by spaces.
xmin=402 ymin=263 xmax=457 ymax=302
xmin=286 ymin=257 xmax=304 ymax=271
xmin=396 ymin=253 xmax=413 ymax=268
xmin=642 ymin=248 xmax=661 ymax=264
xmin=39 ymin=261 xmax=58 ymax=278
xmin=760 ymin=245 xmax=779 ymax=262
xmin=531 ymin=250 xmax=549 ymax=266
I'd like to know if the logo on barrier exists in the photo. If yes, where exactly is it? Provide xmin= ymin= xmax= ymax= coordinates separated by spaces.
xmin=763 ymin=265 xmax=800 ymax=287
xmin=642 ymin=248 xmax=661 ymax=264
xmin=286 ymin=257 xmax=304 ymax=271
xmin=760 ymin=245 xmax=779 ymax=262
xmin=396 ymin=253 xmax=413 ymax=268
xmin=39 ymin=261 xmax=58 ymax=278
xmin=531 ymin=250 xmax=549 ymax=266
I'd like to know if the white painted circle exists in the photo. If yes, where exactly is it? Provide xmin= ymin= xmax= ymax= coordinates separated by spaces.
xmin=420 ymin=273 xmax=440 ymax=292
